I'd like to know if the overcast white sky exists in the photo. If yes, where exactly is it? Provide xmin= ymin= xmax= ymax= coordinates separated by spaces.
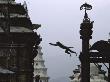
xmin=16 ymin=0 xmax=110 ymax=80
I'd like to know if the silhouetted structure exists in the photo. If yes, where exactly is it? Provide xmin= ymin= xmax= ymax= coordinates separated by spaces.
xmin=90 ymin=40 xmax=110 ymax=56
xmin=79 ymin=3 xmax=93 ymax=82
xmin=49 ymin=42 xmax=77 ymax=56
xmin=79 ymin=3 xmax=110 ymax=82
xmin=0 ymin=0 xmax=42 ymax=82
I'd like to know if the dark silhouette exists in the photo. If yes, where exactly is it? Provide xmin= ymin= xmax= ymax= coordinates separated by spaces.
xmin=90 ymin=40 xmax=110 ymax=56
xmin=80 ymin=3 xmax=92 ymax=10
xmin=35 ymin=75 xmax=40 ymax=82
xmin=80 ymin=3 xmax=92 ymax=20
xmin=49 ymin=42 xmax=77 ymax=56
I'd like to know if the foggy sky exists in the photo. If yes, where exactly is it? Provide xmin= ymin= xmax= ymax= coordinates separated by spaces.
xmin=16 ymin=0 xmax=110 ymax=80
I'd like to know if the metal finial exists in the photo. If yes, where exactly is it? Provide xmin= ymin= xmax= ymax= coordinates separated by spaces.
xmin=80 ymin=3 xmax=92 ymax=21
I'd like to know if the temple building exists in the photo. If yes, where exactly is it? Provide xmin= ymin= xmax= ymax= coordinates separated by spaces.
xmin=69 ymin=63 xmax=107 ymax=82
xmin=0 ymin=0 xmax=41 ymax=82
xmin=34 ymin=46 xmax=49 ymax=82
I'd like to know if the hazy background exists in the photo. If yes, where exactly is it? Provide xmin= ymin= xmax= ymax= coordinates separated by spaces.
xmin=16 ymin=0 xmax=110 ymax=81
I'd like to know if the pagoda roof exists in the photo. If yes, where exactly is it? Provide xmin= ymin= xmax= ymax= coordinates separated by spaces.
xmin=0 ymin=26 xmax=33 ymax=32
xmin=0 ymin=17 xmax=33 ymax=29
xmin=10 ymin=17 xmax=32 ymax=28
xmin=0 ymin=3 xmax=26 ymax=15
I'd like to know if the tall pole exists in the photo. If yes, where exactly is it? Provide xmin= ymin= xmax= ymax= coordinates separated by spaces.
xmin=79 ymin=3 xmax=93 ymax=82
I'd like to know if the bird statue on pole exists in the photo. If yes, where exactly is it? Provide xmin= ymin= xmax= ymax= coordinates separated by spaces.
xmin=49 ymin=41 xmax=77 ymax=57
xmin=80 ymin=2 xmax=92 ymax=21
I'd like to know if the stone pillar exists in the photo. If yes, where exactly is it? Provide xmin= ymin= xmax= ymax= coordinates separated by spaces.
xmin=80 ymin=21 xmax=93 ymax=82
xmin=79 ymin=3 xmax=93 ymax=82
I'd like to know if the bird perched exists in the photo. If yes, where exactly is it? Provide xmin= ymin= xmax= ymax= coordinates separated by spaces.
xmin=49 ymin=41 xmax=77 ymax=56
xmin=90 ymin=40 xmax=110 ymax=56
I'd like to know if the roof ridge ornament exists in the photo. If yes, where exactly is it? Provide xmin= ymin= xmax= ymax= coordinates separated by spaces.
xmin=80 ymin=3 xmax=92 ymax=22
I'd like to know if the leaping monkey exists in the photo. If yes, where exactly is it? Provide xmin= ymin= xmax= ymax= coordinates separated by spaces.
xmin=49 ymin=42 xmax=77 ymax=56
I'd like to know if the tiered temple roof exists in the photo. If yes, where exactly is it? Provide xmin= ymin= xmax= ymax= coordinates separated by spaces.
xmin=0 ymin=0 xmax=40 ymax=33
xmin=34 ymin=46 xmax=49 ymax=82
xmin=0 ymin=0 xmax=42 ymax=82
